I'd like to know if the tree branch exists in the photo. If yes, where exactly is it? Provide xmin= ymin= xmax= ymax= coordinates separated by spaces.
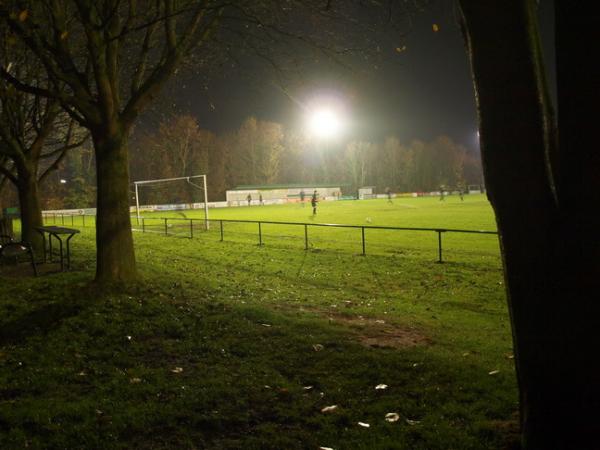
xmin=121 ymin=2 xmax=221 ymax=129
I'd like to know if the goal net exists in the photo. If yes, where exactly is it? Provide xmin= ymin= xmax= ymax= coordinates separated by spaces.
xmin=133 ymin=175 xmax=209 ymax=229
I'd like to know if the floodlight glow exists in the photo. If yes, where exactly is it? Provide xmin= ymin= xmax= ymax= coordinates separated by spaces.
xmin=308 ymin=109 xmax=342 ymax=138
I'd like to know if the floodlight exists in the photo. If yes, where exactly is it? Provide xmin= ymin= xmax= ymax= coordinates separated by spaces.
xmin=308 ymin=109 xmax=342 ymax=138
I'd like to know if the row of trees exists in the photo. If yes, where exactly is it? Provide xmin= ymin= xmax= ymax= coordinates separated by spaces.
xmin=129 ymin=114 xmax=482 ymax=203
xmin=4 ymin=112 xmax=482 ymax=209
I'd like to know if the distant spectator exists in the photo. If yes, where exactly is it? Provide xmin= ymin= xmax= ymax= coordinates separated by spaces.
xmin=300 ymin=189 xmax=306 ymax=206
xmin=247 ymin=193 xmax=252 ymax=206
xmin=259 ymin=193 xmax=264 ymax=205
xmin=439 ymin=186 xmax=445 ymax=201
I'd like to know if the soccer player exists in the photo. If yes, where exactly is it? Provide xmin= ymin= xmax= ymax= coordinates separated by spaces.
xmin=300 ymin=189 xmax=306 ymax=206
xmin=439 ymin=185 xmax=445 ymax=201
xmin=259 ymin=193 xmax=264 ymax=205
xmin=311 ymin=190 xmax=318 ymax=215
xmin=247 ymin=193 xmax=252 ymax=206
xmin=385 ymin=187 xmax=393 ymax=203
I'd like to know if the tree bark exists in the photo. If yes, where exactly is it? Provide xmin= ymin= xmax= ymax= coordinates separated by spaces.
xmin=459 ymin=1 xmax=600 ymax=448
xmin=16 ymin=163 xmax=44 ymax=253
xmin=93 ymin=129 xmax=137 ymax=283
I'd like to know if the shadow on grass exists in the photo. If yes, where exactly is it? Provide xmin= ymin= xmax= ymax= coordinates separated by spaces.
xmin=0 ymin=301 xmax=84 ymax=346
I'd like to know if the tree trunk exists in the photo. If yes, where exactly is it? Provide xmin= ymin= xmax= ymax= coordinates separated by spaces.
xmin=459 ymin=1 xmax=600 ymax=448
xmin=93 ymin=130 xmax=137 ymax=283
xmin=16 ymin=164 xmax=44 ymax=253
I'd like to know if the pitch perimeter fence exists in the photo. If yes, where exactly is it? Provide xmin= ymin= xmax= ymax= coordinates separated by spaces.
xmin=42 ymin=212 xmax=500 ymax=263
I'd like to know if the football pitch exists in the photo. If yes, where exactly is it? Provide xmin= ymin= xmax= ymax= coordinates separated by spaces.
xmin=137 ymin=193 xmax=500 ymax=264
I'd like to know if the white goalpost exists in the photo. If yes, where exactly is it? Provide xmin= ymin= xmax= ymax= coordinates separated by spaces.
xmin=133 ymin=175 xmax=209 ymax=229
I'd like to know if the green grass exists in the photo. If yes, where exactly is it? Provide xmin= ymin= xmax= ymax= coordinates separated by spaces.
xmin=1 ymin=195 xmax=518 ymax=449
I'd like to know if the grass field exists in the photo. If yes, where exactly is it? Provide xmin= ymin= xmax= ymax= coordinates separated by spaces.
xmin=1 ymin=195 xmax=519 ymax=449
xmin=48 ymin=194 xmax=501 ymax=263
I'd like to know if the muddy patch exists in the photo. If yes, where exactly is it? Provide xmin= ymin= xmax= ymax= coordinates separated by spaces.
xmin=326 ymin=313 xmax=430 ymax=349
xmin=276 ymin=304 xmax=429 ymax=349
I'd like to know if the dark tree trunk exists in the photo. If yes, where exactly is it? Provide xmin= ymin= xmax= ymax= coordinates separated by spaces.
xmin=16 ymin=163 xmax=44 ymax=253
xmin=93 ymin=129 xmax=137 ymax=283
xmin=459 ymin=1 xmax=600 ymax=448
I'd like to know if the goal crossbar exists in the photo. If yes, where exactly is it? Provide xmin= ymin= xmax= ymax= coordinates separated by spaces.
xmin=134 ymin=175 xmax=206 ymax=186
xmin=133 ymin=174 xmax=209 ymax=229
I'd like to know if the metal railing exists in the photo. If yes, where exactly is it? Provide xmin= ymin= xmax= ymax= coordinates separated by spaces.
xmin=42 ymin=212 xmax=499 ymax=263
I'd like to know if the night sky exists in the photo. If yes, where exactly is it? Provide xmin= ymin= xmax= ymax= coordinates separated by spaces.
xmin=156 ymin=1 xmax=555 ymax=154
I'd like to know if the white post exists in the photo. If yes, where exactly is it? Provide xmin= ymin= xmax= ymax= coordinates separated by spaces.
xmin=135 ymin=182 xmax=140 ymax=225
xmin=203 ymin=175 xmax=209 ymax=230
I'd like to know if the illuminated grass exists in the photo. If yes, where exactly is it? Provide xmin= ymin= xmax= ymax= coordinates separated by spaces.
xmin=1 ymin=194 xmax=518 ymax=449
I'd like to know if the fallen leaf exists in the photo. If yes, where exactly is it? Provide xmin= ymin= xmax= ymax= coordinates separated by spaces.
xmin=385 ymin=413 xmax=400 ymax=423
xmin=319 ymin=447 xmax=334 ymax=450
xmin=405 ymin=418 xmax=420 ymax=426
xmin=171 ymin=367 xmax=183 ymax=374
xmin=130 ymin=377 xmax=142 ymax=384
xmin=358 ymin=421 xmax=370 ymax=428
xmin=321 ymin=405 xmax=338 ymax=413
xmin=18 ymin=10 xmax=29 ymax=22
xmin=432 ymin=23 xmax=439 ymax=32
xmin=303 ymin=385 xmax=314 ymax=390
xmin=261 ymin=323 xmax=272 ymax=327
xmin=488 ymin=370 xmax=500 ymax=375
xmin=313 ymin=344 xmax=324 ymax=352
xmin=375 ymin=384 xmax=388 ymax=390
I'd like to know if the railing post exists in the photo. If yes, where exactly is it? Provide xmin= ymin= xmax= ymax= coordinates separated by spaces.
xmin=164 ymin=218 xmax=168 ymax=235
xmin=361 ymin=227 xmax=366 ymax=256
xmin=142 ymin=218 xmax=145 ymax=233
xmin=220 ymin=220 xmax=224 ymax=241
xmin=437 ymin=230 xmax=443 ymax=263
xmin=61 ymin=214 xmax=65 ymax=225
xmin=304 ymin=224 xmax=308 ymax=250
xmin=82 ymin=214 xmax=86 ymax=227
xmin=190 ymin=219 xmax=194 ymax=239
xmin=258 ymin=221 xmax=263 ymax=246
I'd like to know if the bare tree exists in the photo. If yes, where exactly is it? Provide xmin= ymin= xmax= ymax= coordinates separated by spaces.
xmin=0 ymin=38 xmax=86 ymax=250
xmin=0 ymin=1 xmax=232 ymax=282
xmin=345 ymin=140 xmax=372 ymax=190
